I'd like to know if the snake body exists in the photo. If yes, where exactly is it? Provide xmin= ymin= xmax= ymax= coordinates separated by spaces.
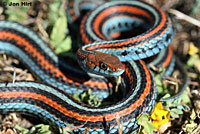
xmin=72 ymin=0 xmax=174 ymax=77
xmin=0 ymin=0 xmax=188 ymax=133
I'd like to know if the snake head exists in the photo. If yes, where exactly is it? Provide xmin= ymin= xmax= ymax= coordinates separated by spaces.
xmin=78 ymin=51 xmax=125 ymax=77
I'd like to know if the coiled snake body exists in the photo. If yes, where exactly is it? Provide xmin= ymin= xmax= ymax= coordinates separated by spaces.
xmin=0 ymin=0 xmax=188 ymax=133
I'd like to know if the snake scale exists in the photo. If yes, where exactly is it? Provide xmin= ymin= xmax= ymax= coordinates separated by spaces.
xmin=0 ymin=0 xmax=188 ymax=133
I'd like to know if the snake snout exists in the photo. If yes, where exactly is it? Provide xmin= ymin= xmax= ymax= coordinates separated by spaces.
xmin=77 ymin=51 xmax=125 ymax=77
xmin=96 ymin=52 xmax=125 ymax=76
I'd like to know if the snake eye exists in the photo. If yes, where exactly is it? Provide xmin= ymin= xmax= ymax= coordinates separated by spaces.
xmin=100 ymin=62 xmax=108 ymax=70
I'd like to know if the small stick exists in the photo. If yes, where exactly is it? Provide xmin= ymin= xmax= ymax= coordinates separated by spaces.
xmin=12 ymin=67 xmax=16 ymax=84
xmin=168 ymin=9 xmax=200 ymax=27
xmin=115 ymin=76 xmax=121 ymax=93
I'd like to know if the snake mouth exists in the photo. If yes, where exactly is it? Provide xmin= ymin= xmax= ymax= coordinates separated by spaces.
xmin=77 ymin=58 xmax=125 ymax=77
xmin=107 ymin=68 xmax=125 ymax=76
xmin=97 ymin=67 xmax=125 ymax=77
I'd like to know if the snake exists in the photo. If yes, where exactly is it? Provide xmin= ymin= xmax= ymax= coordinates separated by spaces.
xmin=0 ymin=0 xmax=188 ymax=133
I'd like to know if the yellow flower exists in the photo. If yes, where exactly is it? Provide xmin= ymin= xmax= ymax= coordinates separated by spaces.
xmin=188 ymin=42 xmax=199 ymax=56
xmin=151 ymin=102 xmax=172 ymax=129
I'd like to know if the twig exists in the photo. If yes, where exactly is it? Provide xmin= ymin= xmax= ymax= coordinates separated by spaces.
xmin=168 ymin=9 xmax=200 ymax=27
xmin=15 ymin=69 xmax=28 ymax=80
xmin=12 ymin=67 xmax=16 ymax=84
xmin=35 ymin=10 xmax=49 ymax=42
xmin=166 ymin=76 xmax=199 ymax=86
xmin=3 ymin=54 xmax=9 ymax=65
xmin=164 ymin=79 xmax=177 ymax=85
xmin=23 ymin=18 xmax=36 ymax=25
xmin=165 ymin=75 xmax=179 ymax=93
xmin=116 ymin=114 xmax=123 ymax=134
xmin=115 ymin=76 xmax=121 ymax=93
xmin=165 ymin=76 xmax=180 ymax=84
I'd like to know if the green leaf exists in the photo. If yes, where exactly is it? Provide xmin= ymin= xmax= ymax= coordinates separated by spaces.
xmin=31 ymin=124 xmax=52 ymax=134
xmin=73 ymin=92 xmax=81 ymax=101
xmin=155 ymin=75 xmax=162 ymax=86
xmin=157 ymin=67 xmax=165 ymax=74
xmin=48 ymin=2 xmax=61 ymax=24
xmin=170 ymin=98 xmax=182 ymax=107
xmin=4 ymin=0 xmax=20 ymax=2
xmin=5 ymin=7 xmax=29 ymax=22
xmin=177 ymin=105 xmax=184 ymax=110
xmin=170 ymin=111 xmax=179 ymax=118
xmin=76 ymin=89 xmax=101 ymax=107
xmin=181 ymin=90 xmax=191 ymax=104
xmin=187 ymin=56 xmax=196 ymax=67
xmin=185 ymin=122 xmax=198 ymax=133
xmin=88 ymin=95 xmax=101 ymax=107
xmin=190 ymin=109 xmax=196 ymax=120
xmin=187 ymin=54 xmax=200 ymax=67
xmin=182 ymin=109 xmax=198 ymax=133
xmin=4 ymin=0 xmax=31 ymax=22
xmin=47 ymin=0 xmax=70 ymax=54
xmin=60 ymin=127 xmax=73 ymax=134
xmin=191 ymin=0 xmax=200 ymax=15
xmin=155 ymin=74 xmax=168 ymax=95
xmin=15 ymin=125 xmax=29 ymax=134
xmin=48 ymin=0 xmax=67 ymax=25
xmin=161 ymin=94 xmax=171 ymax=100
xmin=6 ymin=9 xmax=26 ymax=21
xmin=171 ymin=108 xmax=183 ymax=114
xmin=137 ymin=113 xmax=155 ymax=134
xmin=55 ymin=36 xmax=72 ymax=54
xmin=50 ymin=16 xmax=67 ymax=47
xmin=80 ymin=90 xmax=89 ymax=101
xmin=50 ymin=2 xmax=60 ymax=12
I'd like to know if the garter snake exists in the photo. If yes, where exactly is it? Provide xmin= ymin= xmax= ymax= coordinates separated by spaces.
xmin=0 ymin=0 xmax=188 ymax=133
